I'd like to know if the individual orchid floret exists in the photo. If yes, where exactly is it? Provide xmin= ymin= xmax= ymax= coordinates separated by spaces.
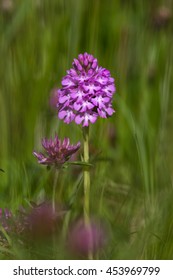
xmin=33 ymin=134 xmax=81 ymax=168
xmin=57 ymin=52 xmax=116 ymax=126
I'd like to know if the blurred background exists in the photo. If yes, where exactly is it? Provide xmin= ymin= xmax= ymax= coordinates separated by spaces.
xmin=0 ymin=0 xmax=173 ymax=259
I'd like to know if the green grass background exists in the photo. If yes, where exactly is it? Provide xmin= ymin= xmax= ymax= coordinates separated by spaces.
xmin=0 ymin=0 xmax=173 ymax=259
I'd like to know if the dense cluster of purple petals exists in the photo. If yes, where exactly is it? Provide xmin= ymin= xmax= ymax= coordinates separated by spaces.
xmin=33 ymin=134 xmax=80 ymax=168
xmin=57 ymin=52 xmax=116 ymax=126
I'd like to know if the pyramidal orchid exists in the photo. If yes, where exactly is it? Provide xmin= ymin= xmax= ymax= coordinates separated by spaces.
xmin=56 ymin=53 xmax=116 ymax=259
xmin=57 ymin=52 xmax=116 ymax=126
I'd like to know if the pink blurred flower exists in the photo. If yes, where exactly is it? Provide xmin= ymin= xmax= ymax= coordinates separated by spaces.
xmin=68 ymin=219 xmax=106 ymax=257
xmin=24 ymin=201 xmax=64 ymax=240
xmin=26 ymin=202 xmax=55 ymax=239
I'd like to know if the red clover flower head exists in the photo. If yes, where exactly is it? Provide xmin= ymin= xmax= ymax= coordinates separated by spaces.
xmin=57 ymin=52 xmax=116 ymax=126
xmin=33 ymin=134 xmax=80 ymax=168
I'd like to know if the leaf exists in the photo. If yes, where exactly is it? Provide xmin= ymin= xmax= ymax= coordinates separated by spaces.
xmin=0 ymin=168 xmax=5 ymax=173
xmin=66 ymin=161 xmax=93 ymax=167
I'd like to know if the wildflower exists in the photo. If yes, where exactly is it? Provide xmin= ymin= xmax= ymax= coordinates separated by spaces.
xmin=68 ymin=219 xmax=106 ymax=257
xmin=57 ymin=52 xmax=116 ymax=126
xmin=33 ymin=134 xmax=80 ymax=168
xmin=24 ymin=202 xmax=62 ymax=240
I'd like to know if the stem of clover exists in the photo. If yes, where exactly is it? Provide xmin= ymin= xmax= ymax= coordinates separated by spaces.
xmin=82 ymin=126 xmax=93 ymax=259
xmin=52 ymin=169 xmax=59 ymax=213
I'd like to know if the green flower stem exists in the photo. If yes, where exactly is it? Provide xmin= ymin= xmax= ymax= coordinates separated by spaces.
xmin=52 ymin=170 xmax=59 ymax=213
xmin=83 ymin=126 xmax=93 ymax=259
xmin=83 ymin=126 xmax=90 ymax=225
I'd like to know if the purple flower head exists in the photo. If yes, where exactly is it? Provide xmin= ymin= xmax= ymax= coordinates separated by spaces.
xmin=68 ymin=218 xmax=107 ymax=257
xmin=57 ymin=52 xmax=116 ymax=126
xmin=33 ymin=134 xmax=81 ymax=168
